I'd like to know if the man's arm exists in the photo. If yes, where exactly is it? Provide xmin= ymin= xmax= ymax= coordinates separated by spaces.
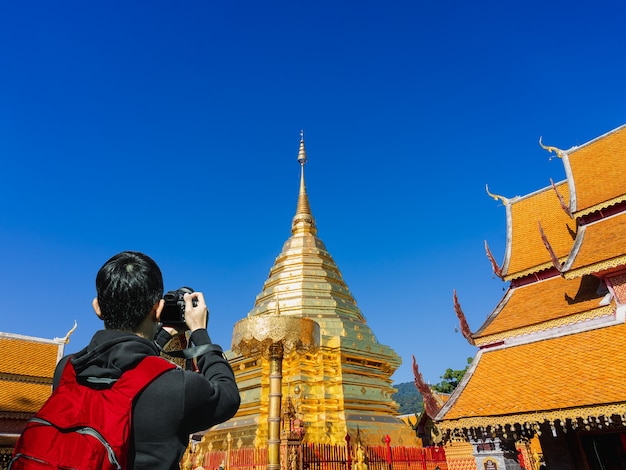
xmin=178 ymin=292 xmax=240 ymax=432
xmin=181 ymin=328 xmax=240 ymax=432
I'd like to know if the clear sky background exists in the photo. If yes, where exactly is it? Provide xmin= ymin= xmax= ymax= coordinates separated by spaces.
xmin=1 ymin=1 xmax=625 ymax=385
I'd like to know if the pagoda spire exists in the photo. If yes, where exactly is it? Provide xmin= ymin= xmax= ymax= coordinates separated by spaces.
xmin=291 ymin=131 xmax=317 ymax=235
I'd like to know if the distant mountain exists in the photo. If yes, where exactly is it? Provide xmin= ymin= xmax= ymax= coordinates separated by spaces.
xmin=392 ymin=381 xmax=424 ymax=416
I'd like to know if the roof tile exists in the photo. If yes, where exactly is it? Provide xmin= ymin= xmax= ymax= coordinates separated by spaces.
xmin=0 ymin=337 xmax=59 ymax=378
xmin=567 ymin=125 xmax=626 ymax=214
xmin=0 ymin=380 xmax=52 ymax=413
xmin=475 ymin=274 xmax=607 ymax=339
xmin=503 ymin=182 xmax=574 ymax=279
xmin=565 ymin=211 xmax=626 ymax=278
xmin=442 ymin=322 xmax=626 ymax=420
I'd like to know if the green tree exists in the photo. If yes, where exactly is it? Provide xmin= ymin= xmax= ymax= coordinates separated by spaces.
xmin=431 ymin=357 xmax=472 ymax=393
xmin=392 ymin=382 xmax=424 ymax=415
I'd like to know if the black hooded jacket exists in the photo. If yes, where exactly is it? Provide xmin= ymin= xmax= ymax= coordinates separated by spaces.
xmin=53 ymin=328 xmax=240 ymax=470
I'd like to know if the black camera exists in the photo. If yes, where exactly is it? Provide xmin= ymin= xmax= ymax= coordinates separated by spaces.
xmin=160 ymin=287 xmax=196 ymax=329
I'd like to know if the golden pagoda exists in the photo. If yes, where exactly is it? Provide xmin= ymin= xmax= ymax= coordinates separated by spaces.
xmin=436 ymin=124 xmax=626 ymax=469
xmin=203 ymin=135 xmax=417 ymax=450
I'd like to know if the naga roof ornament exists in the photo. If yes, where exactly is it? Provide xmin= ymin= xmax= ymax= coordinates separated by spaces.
xmin=412 ymin=355 xmax=442 ymax=419
xmin=539 ymin=136 xmax=566 ymax=160
xmin=538 ymin=221 xmax=564 ymax=273
xmin=550 ymin=178 xmax=573 ymax=218
xmin=54 ymin=320 xmax=77 ymax=344
xmin=484 ymin=240 xmax=503 ymax=279
xmin=484 ymin=185 xmax=508 ymax=279
xmin=485 ymin=184 xmax=509 ymax=205
xmin=453 ymin=290 xmax=475 ymax=346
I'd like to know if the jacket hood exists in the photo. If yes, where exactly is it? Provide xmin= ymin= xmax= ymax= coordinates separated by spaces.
xmin=71 ymin=330 xmax=160 ymax=385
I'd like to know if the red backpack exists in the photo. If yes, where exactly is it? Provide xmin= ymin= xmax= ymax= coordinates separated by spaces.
xmin=10 ymin=356 xmax=176 ymax=470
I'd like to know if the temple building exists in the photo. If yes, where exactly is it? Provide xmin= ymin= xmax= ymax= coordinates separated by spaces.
xmin=0 ymin=328 xmax=74 ymax=467
xmin=436 ymin=124 xmax=626 ymax=469
xmin=200 ymin=136 xmax=418 ymax=450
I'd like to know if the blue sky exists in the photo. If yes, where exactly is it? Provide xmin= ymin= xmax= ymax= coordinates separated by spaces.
xmin=1 ymin=0 xmax=625 ymax=384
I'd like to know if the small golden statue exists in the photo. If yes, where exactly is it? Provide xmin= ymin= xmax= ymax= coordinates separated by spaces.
xmin=352 ymin=443 xmax=368 ymax=470
xmin=288 ymin=446 xmax=299 ymax=470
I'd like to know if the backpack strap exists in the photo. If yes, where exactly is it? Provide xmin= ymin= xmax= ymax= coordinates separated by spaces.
xmin=111 ymin=356 xmax=177 ymax=400
xmin=59 ymin=356 xmax=177 ymax=398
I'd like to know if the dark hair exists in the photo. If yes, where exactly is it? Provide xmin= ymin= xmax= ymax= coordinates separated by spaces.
xmin=95 ymin=251 xmax=164 ymax=331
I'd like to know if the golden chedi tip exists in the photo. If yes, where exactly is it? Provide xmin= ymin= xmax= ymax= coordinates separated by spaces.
xmin=291 ymin=131 xmax=317 ymax=235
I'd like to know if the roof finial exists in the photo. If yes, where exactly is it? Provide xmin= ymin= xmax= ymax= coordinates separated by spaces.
xmin=485 ymin=184 xmax=509 ymax=205
xmin=539 ymin=136 xmax=566 ymax=160
xmin=298 ymin=130 xmax=307 ymax=165
xmin=291 ymin=131 xmax=317 ymax=235
xmin=54 ymin=320 xmax=77 ymax=344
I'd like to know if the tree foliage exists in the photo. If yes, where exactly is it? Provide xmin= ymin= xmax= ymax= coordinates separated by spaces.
xmin=392 ymin=382 xmax=424 ymax=415
xmin=431 ymin=357 xmax=472 ymax=393
xmin=392 ymin=358 xmax=474 ymax=415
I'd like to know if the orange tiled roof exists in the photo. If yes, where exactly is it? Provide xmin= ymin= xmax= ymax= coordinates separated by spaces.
xmin=474 ymin=274 xmax=610 ymax=341
xmin=567 ymin=124 xmax=626 ymax=216
xmin=0 ymin=380 xmax=52 ymax=413
xmin=0 ymin=337 xmax=60 ymax=378
xmin=564 ymin=211 xmax=626 ymax=279
xmin=439 ymin=322 xmax=626 ymax=427
xmin=502 ymin=182 xmax=574 ymax=280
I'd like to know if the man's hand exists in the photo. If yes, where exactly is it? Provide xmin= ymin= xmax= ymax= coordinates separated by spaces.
xmin=184 ymin=291 xmax=208 ymax=332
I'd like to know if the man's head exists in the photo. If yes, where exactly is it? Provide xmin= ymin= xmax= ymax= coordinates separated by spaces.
xmin=94 ymin=251 xmax=164 ymax=331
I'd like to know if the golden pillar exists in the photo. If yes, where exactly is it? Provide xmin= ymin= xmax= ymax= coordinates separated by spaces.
xmin=267 ymin=343 xmax=283 ymax=470
xmin=226 ymin=433 xmax=232 ymax=470
xmin=232 ymin=313 xmax=319 ymax=470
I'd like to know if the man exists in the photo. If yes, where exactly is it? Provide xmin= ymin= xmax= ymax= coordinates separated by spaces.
xmin=53 ymin=251 xmax=240 ymax=469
